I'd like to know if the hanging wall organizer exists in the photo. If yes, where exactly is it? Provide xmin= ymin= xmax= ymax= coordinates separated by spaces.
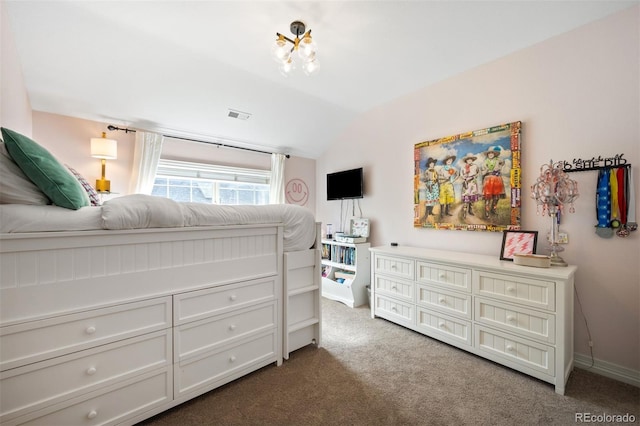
xmin=559 ymin=154 xmax=636 ymax=238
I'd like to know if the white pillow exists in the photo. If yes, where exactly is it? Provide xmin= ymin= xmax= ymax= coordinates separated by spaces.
xmin=0 ymin=140 xmax=51 ymax=205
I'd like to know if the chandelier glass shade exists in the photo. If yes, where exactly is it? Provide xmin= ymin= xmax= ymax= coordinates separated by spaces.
xmin=530 ymin=160 xmax=579 ymax=266
xmin=272 ymin=21 xmax=319 ymax=76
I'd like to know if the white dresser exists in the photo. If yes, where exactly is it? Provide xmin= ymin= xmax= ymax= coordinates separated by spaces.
xmin=370 ymin=245 xmax=577 ymax=394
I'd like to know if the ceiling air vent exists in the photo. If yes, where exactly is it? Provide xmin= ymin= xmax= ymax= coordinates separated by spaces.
xmin=227 ymin=109 xmax=251 ymax=120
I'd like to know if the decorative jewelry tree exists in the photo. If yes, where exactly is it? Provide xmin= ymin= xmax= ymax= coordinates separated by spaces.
xmin=531 ymin=161 xmax=579 ymax=266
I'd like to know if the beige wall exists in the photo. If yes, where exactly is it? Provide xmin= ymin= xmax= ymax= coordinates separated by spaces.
xmin=29 ymin=112 xmax=316 ymax=211
xmin=316 ymin=7 xmax=639 ymax=374
xmin=1 ymin=1 xmax=32 ymax=135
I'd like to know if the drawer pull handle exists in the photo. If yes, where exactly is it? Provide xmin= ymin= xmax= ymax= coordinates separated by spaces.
xmin=506 ymin=344 xmax=515 ymax=352
xmin=507 ymin=315 xmax=516 ymax=322
xmin=86 ymin=367 xmax=97 ymax=376
xmin=391 ymin=285 xmax=397 ymax=290
xmin=85 ymin=326 xmax=96 ymax=335
xmin=438 ymin=322 xmax=446 ymax=328
xmin=87 ymin=410 xmax=98 ymax=419
xmin=391 ymin=306 xmax=397 ymax=311
xmin=229 ymin=295 xmax=237 ymax=302
xmin=391 ymin=265 xmax=397 ymax=269
xmin=507 ymin=286 xmax=515 ymax=292
xmin=229 ymin=324 xmax=236 ymax=331
xmin=229 ymin=355 xmax=236 ymax=363
xmin=438 ymin=273 xmax=446 ymax=279
xmin=438 ymin=297 xmax=446 ymax=304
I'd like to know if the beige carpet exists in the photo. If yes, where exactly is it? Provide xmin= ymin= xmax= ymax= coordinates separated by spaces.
xmin=139 ymin=298 xmax=639 ymax=425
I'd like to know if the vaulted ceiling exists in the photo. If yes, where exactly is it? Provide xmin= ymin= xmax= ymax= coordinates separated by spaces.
xmin=5 ymin=1 xmax=635 ymax=158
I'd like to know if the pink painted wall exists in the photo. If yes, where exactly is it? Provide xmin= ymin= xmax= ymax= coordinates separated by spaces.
xmin=316 ymin=7 xmax=639 ymax=372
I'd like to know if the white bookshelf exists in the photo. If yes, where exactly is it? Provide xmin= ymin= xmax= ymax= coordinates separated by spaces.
xmin=321 ymin=240 xmax=370 ymax=307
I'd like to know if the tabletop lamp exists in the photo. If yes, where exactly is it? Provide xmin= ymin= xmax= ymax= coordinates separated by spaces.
xmin=530 ymin=160 xmax=579 ymax=266
xmin=91 ymin=132 xmax=117 ymax=192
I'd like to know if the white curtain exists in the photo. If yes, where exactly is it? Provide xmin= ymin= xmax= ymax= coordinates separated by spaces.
xmin=269 ymin=153 xmax=286 ymax=204
xmin=128 ymin=131 xmax=164 ymax=195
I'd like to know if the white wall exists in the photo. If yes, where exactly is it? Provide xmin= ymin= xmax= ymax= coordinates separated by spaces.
xmin=316 ymin=7 xmax=639 ymax=373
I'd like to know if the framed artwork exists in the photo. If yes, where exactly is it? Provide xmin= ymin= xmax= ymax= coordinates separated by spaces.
xmin=414 ymin=121 xmax=522 ymax=232
xmin=500 ymin=230 xmax=538 ymax=261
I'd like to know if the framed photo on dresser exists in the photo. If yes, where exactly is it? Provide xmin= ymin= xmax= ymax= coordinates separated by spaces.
xmin=500 ymin=230 xmax=538 ymax=261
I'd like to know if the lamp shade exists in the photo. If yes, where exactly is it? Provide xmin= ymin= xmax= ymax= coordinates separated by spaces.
xmin=91 ymin=136 xmax=117 ymax=159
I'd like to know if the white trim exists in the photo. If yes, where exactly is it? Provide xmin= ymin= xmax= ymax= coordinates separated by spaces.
xmin=574 ymin=352 xmax=640 ymax=388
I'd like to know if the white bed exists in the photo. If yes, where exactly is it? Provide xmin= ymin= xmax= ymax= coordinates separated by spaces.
xmin=0 ymin=195 xmax=322 ymax=425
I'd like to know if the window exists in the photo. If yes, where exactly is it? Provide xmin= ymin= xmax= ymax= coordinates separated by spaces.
xmin=152 ymin=159 xmax=270 ymax=205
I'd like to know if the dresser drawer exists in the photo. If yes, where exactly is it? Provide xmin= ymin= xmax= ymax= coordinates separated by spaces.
xmin=5 ymin=368 xmax=171 ymax=426
xmin=0 ymin=297 xmax=172 ymax=371
xmin=416 ymin=307 xmax=472 ymax=347
xmin=175 ymin=301 xmax=277 ymax=361
xmin=373 ymin=254 xmax=415 ymax=280
xmin=373 ymin=295 xmax=414 ymax=328
xmin=416 ymin=262 xmax=471 ymax=292
xmin=175 ymin=332 xmax=276 ymax=396
xmin=475 ymin=297 xmax=555 ymax=343
xmin=174 ymin=277 xmax=277 ymax=325
xmin=475 ymin=325 xmax=555 ymax=377
xmin=0 ymin=329 xmax=171 ymax=423
xmin=474 ymin=271 xmax=556 ymax=311
xmin=417 ymin=285 xmax=471 ymax=319
xmin=374 ymin=275 xmax=414 ymax=303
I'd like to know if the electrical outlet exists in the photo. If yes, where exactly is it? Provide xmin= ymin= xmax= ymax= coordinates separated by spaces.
xmin=546 ymin=232 xmax=569 ymax=244
xmin=589 ymin=340 xmax=594 ymax=347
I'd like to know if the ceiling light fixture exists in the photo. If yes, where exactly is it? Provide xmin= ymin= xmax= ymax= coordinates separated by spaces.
xmin=272 ymin=20 xmax=319 ymax=76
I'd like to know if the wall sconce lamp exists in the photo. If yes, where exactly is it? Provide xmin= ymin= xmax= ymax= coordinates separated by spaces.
xmin=90 ymin=132 xmax=117 ymax=192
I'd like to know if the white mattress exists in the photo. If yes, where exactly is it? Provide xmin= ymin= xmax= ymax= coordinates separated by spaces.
xmin=0 ymin=194 xmax=317 ymax=252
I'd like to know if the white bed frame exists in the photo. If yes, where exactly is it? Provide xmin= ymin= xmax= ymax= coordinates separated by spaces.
xmin=0 ymin=222 xmax=321 ymax=425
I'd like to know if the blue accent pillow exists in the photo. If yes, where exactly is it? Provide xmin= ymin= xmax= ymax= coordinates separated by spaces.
xmin=1 ymin=127 xmax=89 ymax=209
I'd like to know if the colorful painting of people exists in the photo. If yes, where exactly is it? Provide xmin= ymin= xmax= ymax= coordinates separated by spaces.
xmin=437 ymin=155 xmax=458 ymax=217
xmin=481 ymin=145 xmax=506 ymax=218
xmin=460 ymin=153 xmax=480 ymax=217
xmin=418 ymin=157 xmax=440 ymax=222
xmin=413 ymin=121 xmax=521 ymax=231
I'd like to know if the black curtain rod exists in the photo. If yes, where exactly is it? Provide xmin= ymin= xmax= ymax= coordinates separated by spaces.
xmin=106 ymin=125 xmax=290 ymax=158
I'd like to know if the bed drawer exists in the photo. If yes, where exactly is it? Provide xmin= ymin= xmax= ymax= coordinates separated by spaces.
xmin=175 ymin=332 xmax=277 ymax=397
xmin=174 ymin=301 xmax=277 ymax=361
xmin=416 ymin=261 xmax=471 ymax=292
xmin=174 ymin=277 xmax=277 ymax=325
xmin=0 ymin=297 xmax=171 ymax=371
xmin=0 ymin=329 xmax=171 ymax=423
xmin=4 ymin=368 xmax=172 ymax=426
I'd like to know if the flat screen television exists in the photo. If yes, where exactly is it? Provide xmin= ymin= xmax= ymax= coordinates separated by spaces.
xmin=326 ymin=167 xmax=364 ymax=200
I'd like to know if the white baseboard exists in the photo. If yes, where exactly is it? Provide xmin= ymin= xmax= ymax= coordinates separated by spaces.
xmin=574 ymin=352 xmax=640 ymax=388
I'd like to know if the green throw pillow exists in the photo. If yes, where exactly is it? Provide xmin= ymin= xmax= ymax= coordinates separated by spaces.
xmin=1 ymin=127 xmax=89 ymax=210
